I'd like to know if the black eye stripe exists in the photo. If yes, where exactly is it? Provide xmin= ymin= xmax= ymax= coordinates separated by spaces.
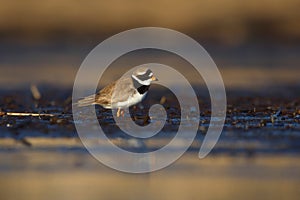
xmin=136 ymin=69 xmax=153 ymax=80
xmin=145 ymin=69 xmax=152 ymax=76
xmin=136 ymin=74 xmax=152 ymax=81
xmin=139 ymin=69 xmax=152 ymax=76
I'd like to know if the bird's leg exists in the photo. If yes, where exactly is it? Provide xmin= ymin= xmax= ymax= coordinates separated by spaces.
xmin=120 ymin=109 xmax=125 ymax=117
xmin=117 ymin=108 xmax=121 ymax=117
xmin=116 ymin=108 xmax=125 ymax=117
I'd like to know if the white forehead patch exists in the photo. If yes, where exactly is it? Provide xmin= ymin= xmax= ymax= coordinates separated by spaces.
xmin=148 ymin=72 xmax=153 ymax=77
xmin=137 ymin=70 xmax=147 ymax=75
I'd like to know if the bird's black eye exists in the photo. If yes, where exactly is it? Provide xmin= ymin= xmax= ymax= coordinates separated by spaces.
xmin=135 ymin=69 xmax=153 ymax=81
xmin=136 ymin=74 xmax=151 ymax=81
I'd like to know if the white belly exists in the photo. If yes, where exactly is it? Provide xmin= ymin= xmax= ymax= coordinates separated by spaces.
xmin=112 ymin=92 xmax=147 ymax=108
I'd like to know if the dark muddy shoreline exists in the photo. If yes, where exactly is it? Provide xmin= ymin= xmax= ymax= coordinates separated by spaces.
xmin=0 ymin=86 xmax=299 ymax=155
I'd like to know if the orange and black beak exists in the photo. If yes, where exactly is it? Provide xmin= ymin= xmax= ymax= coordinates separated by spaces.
xmin=151 ymin=76 xmax=158 ymax=81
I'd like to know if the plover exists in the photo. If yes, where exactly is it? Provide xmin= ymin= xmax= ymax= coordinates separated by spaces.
xmin=76 ymin=67 xmax=158 ymax=117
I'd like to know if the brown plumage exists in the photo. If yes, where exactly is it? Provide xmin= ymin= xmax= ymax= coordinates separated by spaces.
xmin=76 ymin=67 xmax=157 ymax=117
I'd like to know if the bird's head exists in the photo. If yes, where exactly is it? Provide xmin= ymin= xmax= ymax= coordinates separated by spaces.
xmin=131 ymin=67 xmax=158 ymax=86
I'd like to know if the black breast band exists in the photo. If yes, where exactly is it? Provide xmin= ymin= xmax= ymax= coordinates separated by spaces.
xmin=132 ymin=77 xmax=150 ymax=94
xmin=137 ymin=85 xmax=150 ymax=94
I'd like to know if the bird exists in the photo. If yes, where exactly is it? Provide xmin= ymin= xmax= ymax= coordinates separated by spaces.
xmin=76 ymin=67 xmax=158 ymax=117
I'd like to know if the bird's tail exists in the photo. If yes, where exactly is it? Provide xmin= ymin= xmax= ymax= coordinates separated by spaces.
xmin=74 ymin=94 xmax=96 ymax=107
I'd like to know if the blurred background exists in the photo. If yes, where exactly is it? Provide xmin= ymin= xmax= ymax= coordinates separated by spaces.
xmin=0 ymin=0 xmax=299 ymax=89
xmin=1 ymin=0 xmax=300 ymax=43
xmin=0 ymin=0 xmax=300 ymax=200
